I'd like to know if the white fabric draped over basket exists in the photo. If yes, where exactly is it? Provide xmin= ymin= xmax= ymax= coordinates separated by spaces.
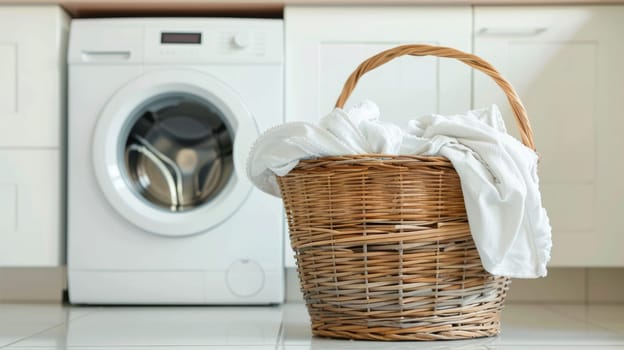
xmin=247 ymin=100 xmax=552 ymax=278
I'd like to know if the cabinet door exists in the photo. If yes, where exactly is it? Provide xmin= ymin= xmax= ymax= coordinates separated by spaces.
xmin=474 ymin=6 xmax=624 ymax=266
xmin=0 ymin=150 xmax=62 ymax=266
xmin=284 ymin=6 xmax=472 ymax=267
xmin=0 ymin=6 xmax=68 ymax=147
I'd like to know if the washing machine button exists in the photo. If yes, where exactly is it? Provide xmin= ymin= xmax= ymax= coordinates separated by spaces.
xmin=226 ymin=259 xmax=265 ymax=297
xmin=231 ymin=33 xmax=250 ymax=49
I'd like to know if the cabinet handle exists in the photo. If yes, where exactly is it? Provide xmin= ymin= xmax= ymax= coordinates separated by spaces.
xmin=477 ymin=27 xmax=547 ymax=37
xmin=81 ymin=51 xmax=131 ymax=62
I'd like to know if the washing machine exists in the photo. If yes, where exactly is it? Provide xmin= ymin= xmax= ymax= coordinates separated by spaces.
xmin=67 ymin=18 xmax=284 ymax=304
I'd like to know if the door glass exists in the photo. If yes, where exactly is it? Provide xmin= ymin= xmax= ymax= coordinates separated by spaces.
xmin=122 ymin=93 xmax=233 ymax=212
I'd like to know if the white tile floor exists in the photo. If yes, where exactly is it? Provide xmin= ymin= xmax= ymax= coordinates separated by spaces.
xmin=0 ymin=302 xmax=623 ymax=349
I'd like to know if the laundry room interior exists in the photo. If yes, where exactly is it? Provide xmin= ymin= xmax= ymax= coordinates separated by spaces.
xmin=0 ymin=0 xmax=624 ymax=349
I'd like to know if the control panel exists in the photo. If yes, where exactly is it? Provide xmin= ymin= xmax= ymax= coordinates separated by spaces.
xmin=68 ymin=18 xmax=283 ymax=65
xmin=144 ymin=21 xmax=281 ymax=64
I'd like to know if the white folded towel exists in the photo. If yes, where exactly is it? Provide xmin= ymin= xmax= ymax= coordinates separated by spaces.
xmin=247 ymin=100 xmax=552 ymax=278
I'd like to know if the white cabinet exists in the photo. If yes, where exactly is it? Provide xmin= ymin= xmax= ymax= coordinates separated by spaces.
xmin=474 ymin=6 xmax=624 ymax=266
xmin=0 ymin=6 xmax=68 ymax=148
xmin=285 ymin=5 xmax=624 ymax=268
xmin=284 ymin=6 xmax=473 ymax=267
xmin=0 ymin=151 xmax=62 ymax=265
xmin=0 ymin=6 xmax=68 ymax=266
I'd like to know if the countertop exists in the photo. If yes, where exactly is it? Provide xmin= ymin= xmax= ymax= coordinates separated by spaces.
xmin=2 ymin=0 xmax=624 ymax=17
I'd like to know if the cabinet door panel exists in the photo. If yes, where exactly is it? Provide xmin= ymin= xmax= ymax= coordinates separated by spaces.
xmin=474 ymin=6 xmax=624 ymax=266
xmin=286 ymin=6 xmax=472 ymax=122
xmin=0 ymin=44 xmax=17 ymax=114
xmin=0 ymin=150 xmax=62 ymax=266
xmin=0 ymin=6 xmax=68 ymax=147
xmin=319 ymin=43 xmax=440 ymax=125
xmin=284 ymin=6 xmax=472 ymax=267
xmin=478 ymin=40 xmax=597 ymax=184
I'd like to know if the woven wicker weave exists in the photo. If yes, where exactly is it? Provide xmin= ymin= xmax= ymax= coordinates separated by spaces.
xmin=277 ymin=44 xmax=536 ymax=341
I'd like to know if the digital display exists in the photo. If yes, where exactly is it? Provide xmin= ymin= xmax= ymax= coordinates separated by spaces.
xmin=161 ymin=32 xmax=202 ymax=44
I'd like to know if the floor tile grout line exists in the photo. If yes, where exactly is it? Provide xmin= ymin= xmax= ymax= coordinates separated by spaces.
xmin=0 ymin=323 xmax=67 ymax=349
xmin=65 ymin=306 xmax=105 ymax=322
xmin=0 ymin=308 xmax=99 ymax=349
xmin=274 ymin=316 xmax=286 ymax=349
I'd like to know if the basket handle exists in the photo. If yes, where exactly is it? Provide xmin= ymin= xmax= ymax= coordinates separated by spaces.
xmin=334 ymin=44 xmax=536 ymax=150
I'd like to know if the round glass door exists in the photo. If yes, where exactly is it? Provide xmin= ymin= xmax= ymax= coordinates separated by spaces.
xmin=92 ymin=69 xmax=258 ymax=236
xmin=123 ymin=94 xmax=233 ymax=212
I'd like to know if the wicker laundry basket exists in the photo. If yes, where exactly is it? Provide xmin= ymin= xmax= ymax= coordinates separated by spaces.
xmin=277 ymin=45 xmax=537 ymax=341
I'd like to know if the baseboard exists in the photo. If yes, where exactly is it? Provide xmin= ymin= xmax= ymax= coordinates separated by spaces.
xmin=1 ymin=266 xmax=623 ymax=304
xmin=0 ymin=267 xmax=66 ymax=303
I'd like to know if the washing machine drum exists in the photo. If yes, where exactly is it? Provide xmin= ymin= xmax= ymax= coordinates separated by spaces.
xmin=125 ymin=95 xmax=233 ymax=212
xmin=92 ymin=70 xmax=258 ymax=237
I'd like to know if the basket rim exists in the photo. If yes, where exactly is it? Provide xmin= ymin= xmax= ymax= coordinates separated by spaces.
xmin=292 ymin=154 xmax=454 ymax=170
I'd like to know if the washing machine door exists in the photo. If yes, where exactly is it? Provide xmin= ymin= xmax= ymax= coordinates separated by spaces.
xmin=92 ymin=69 xmax=257 ymax=236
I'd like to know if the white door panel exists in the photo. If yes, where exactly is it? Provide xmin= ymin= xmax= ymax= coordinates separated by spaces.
xmin=0 ymin=6 xmax=67 ymax=267
xmin=0 ymin=150 xmax=62 ymax=266
xmin=0 ymin=6 xmax=68 ymax=148
xmin=474 ymin=6 xmax=624 ymax=266
xmin=286 ymin=6 xmax=473 ymax=123
xmin=0 ymin=44 xmax=17 ymax=115
xmin=318 ymin=43 xmax=441 ymax=125
xmin=284 ymin=6 xmax=473 ymax=267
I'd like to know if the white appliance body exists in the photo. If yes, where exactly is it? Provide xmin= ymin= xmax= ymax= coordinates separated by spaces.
xmin=67 ymin=18 xmax=284 ymax=304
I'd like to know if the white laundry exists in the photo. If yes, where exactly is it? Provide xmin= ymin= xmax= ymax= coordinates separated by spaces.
xmin=247 ymin=100 xmax=552 ymax=278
